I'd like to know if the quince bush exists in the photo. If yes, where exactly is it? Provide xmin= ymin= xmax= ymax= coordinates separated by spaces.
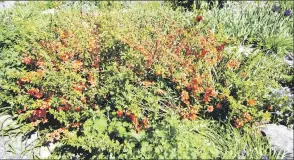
xmin=0 ymin=1 xmax=290 ymax=159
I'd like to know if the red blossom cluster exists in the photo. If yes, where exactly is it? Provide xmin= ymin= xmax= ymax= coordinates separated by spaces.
xmin=116 ymin=110 xmax=149 ymax=132
xmin=27 ymin=88 xmax=43 ymax=99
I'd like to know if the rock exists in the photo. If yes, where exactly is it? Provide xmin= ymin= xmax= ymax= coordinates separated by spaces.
xmin=0 ymin=1 xmax=16 ymax=9
xmin=261 ymin=124 xmax=294 ymax=159
xmin=39 ymin=142 xmax=57 ymax=159
xmin=284 ymin=53 xmax=293 ymax=67
xmin=0 ymin=115 xmax=13 ymax=130
xmin=0 ymin=115 xmax=52 ymax=159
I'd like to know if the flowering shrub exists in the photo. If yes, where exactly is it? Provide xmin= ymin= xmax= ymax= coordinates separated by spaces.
xmin=0 ymin=1 xmax=290 ymax=159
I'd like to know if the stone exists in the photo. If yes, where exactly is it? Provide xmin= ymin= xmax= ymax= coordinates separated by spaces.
xmin=0 ymin=115 xmax=14 ymax=130
xmin=261 ymin=124 xmax=294 ymax=159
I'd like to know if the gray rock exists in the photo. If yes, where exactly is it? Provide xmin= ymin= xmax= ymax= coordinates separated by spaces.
xmin=0 ymin=115 xmax=13 ymax=130
xmin=0 ymin=114 xmax=55 ymax=159
xmin=261 ymin=124 xmax=294 ymax=159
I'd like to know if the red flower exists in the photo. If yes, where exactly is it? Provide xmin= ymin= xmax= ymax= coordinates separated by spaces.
xmin=216 ymin=103 xmax=222 ymax=109
xmin=75 ymin=107 xmax=81 ymax=112
xmin=200 ymin=49 xmax=207 ymax=58
xmin=30 ymin=109 xmax=46 ymax=122
xmin=217 ymin=43 xmax=226 ymax=53
xmin=117 ymin=110 xmax=124 ymax=117
xmin=195 ymin=15 xmax=203 ymax=22
xmin=27 ymin=88 xmax=43 ymax=99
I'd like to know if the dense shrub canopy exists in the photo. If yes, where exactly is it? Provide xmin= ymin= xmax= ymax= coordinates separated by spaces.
xmin=0 ymin=1 xmax=292 ymax=159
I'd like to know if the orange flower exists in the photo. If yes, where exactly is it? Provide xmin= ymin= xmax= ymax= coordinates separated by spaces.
xmin=156 ymin=89 xmax=165 ymax=95
xmin=19 ymin=77 xmax=30 ymax=83
xmin=268 ymin=106 xmax=273 ymax=111
xmin=59 ymin=54 xmax=69 ymax=61
xmin=241 ymin=72 xmax=247 ymax=78
xmin=216 ymin=103 xmax=222 ymax=109
xmin=27 ymin=88 xmax=43 ymax=99
xmin=227 ymin=59 xmax=240 ymax=70
xmin=199 ymin=49 xmax=207 ymax=58
xmin=207 ymin=105 xmax=214 ymax=112
xmin=41 ymin=118 xmax=48 ymax=124
xmin=181 ymin=90 xmax=189 ymax=101
xmin=72 ymin=60 xmax=83 ymax=69
xmin=203 ymin=95 xmax=211 ymax=104
xmin=72 ymin=84 xmax=85 ymax=94
xmin=117 ymin=110 xmax=124 ymax=117
xmin=243 ymin=112 xmax=252 ymax=122
xmin=75 ymin=107 xmax=81 ymax=112
xmin=81 ymin=96 xmax=87 ymax=103
xmin=181 ymin=90 xmax=190 ymax=105
xmin=31 ymin=120 xmax=40 ymax=127
xmin=142 ymin=117 xmax=149 ymax=129
xmin=21 ymin=57 xmax=33 ymax=65
xmin=247 ymin=99 xmax=256 ymax=107
xmin=234 ymin=119 xmax=243 ymax=128
xmin=71 ymin=122 xmax=81 ymax=128
xmin=142 ymin=81 xmax=153 ymax=88
xmin=40 ymin=101 xmax=50 ymax=110
xmin=188 ymin=113 xmax=197 ymax=120
xmin=190 ymin=107 xmax=198 ymax=114
xmin=36 ymin=59 xmax=45 ymax=68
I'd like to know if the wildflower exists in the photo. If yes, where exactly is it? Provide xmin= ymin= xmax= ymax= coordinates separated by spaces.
xmin=247 ymin=99 xmax=257 ymax=107
xmin=216 ymin=43 xmax=225 ymax=53
xmin=195 ymin=15 xmax=203 ymax=22
xmin=284 ymin=9 xmax=291 ymax=16
xmin=268 ymin=106 xmax=273 ymax=111
xmin=241 ymin=72 xmax=247 ymax=78
xmin=81 ymin=96 xmax=87 ymax=103
xmin=41 ymin=118 xmax=48 ymax=124
xmin=19 ymin=77 xmax=30 ymax=83
xmin=216 ymin=103 xmax=223 ymax=109
xmin=36 ymin=59 xmax=45 ymax=68
xmin=72 ymin=84 xmax=85 ymax=94
xmin=234 ymin=119 xmax=243 ymax=128
xmin=156 ymin=89 xmax=165 ymax=95
xmin=199 ymin=49 xmax=207 ymax=58
xmin=142 ymin=117 xmax=149 ymax=128
xmin=117 ymin=110 xmax=124 ymax=117
xmin=59 ymin=54 xmax=69 ymax=61
xmin=207 ymin=105 xmax=214 ymax=113
xmin=71 ymin=122 xmax=81 ymax=128
xmin=72 ymin=60 xmax=83 ymax=69
xmin=27 ymin=88 xmax=43 ymax=99
xmin=181 ymin=90 xmax=190 ymax=105
xmin=272 ymin=5 xmax=279 ymax=12
xmin=21 ymin=57 xmax=33 ymax=65
xmin=188 ymin=113 xmax=197 ymax=120
xmin=17 ymin=109 xmax=22 ymax=114
xmin=31 ymin=120 xmax=40 ymax=127
xmin=142 ymin=81 xmax=153 ymax=88
xmin=75 ymin=107 xmax=81 ymax=112
xmin=227 ymin=59 xmax=240 ymax=70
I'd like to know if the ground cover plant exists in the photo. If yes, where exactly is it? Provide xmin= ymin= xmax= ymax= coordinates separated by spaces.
xmin=0 ymin=1 xmax=293 ymax=159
